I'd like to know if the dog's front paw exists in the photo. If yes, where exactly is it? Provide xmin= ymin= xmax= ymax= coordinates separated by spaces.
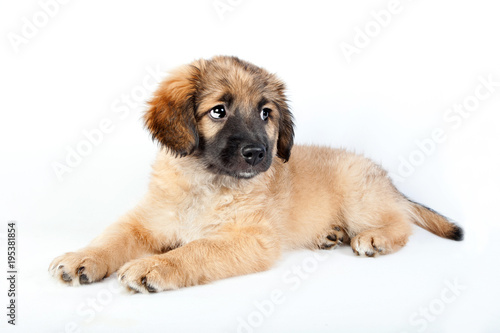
xmin=118 ymin=257 xmax=182 ymax=294
xmin=49 ymin=250 xmax=109 ymax=285
xmin=318 ymin=226 xmax=350 ymax=250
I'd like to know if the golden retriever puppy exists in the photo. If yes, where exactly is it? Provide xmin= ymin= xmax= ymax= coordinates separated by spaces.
xmin=49 ymin=56 xmax=463 ymax=293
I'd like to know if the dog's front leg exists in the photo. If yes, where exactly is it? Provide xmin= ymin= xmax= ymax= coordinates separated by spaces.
xmin=118 ymin=224 xmax=280 ymax=293
xmin=49 ymin=214 xmax=158 ymax=285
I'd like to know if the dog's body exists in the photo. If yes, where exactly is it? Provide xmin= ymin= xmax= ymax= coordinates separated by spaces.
xmin=50 ymin=56 xmax=463 ymax=293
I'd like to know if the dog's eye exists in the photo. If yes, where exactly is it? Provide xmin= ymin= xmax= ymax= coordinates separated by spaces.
xmin=209 ymin=105 xmax=226 ymax=119
xmin=260 ymin=108 xmax=271 ymax=121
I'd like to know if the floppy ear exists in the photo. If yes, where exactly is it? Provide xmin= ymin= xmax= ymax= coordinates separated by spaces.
xmin=273 ymin=82 xmax=295 ymax=162
xmin=144 ymin=64 xmax=201 ymax=157
xmin=277 ymin=104 xmax=295 ymax=162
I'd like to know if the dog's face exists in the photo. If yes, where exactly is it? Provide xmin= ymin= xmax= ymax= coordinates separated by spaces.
xmin=145 ymin=56 xmax=294 ymax=179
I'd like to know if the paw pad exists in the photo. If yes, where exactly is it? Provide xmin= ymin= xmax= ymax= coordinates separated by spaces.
xmin=318 ymin=225 xmax=350 ymax=250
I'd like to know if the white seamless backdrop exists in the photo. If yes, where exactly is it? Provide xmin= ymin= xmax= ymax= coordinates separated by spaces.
xmin=0 ymin=0 xmax=499 ymax=332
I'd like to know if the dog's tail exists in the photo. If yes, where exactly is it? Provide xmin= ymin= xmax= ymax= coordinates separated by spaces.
xmin=407 ymin=199 xmax=463 ymax=241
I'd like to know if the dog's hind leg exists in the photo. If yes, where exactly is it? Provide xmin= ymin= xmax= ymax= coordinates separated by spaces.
xmin=350 ymin=211 xmax=413 ymax=257
xmin=317 ymin=225 xmax=351 ymax=250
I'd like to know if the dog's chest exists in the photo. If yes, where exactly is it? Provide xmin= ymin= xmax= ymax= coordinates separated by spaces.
xmin=178 ymin=189 xmax=234 ymax=233
xmin=151 ymin=186 xmax=246 ymax=243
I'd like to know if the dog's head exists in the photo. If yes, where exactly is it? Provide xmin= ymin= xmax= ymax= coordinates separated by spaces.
xmin=145 ymin=56 xmax=294 ymax=179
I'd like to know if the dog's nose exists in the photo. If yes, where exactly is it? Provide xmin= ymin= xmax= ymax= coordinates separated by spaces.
xmin=241 ymin=144 xmax=266 ymax=166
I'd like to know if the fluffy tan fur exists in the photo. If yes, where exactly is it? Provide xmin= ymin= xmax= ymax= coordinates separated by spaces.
xmin=49 ymin=56 xmax=462 ymax=293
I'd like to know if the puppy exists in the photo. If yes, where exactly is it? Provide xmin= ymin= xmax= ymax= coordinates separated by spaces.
xmin=49 ymin=56 xmax=463 ymax=293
